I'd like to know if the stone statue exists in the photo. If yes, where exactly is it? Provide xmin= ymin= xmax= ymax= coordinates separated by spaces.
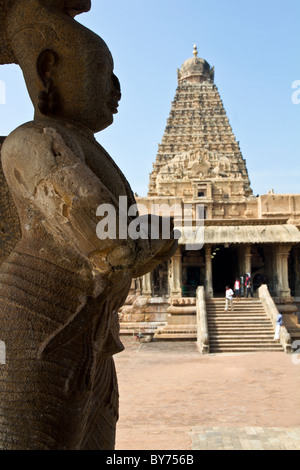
xmin=0 ymin=0 xmax=177 ymax=449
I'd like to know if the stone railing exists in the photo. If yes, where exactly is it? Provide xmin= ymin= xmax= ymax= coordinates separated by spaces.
xmin=258 ymin=284 xmax=292 ymax=354
xmin=196 ymin=286 xmax=209 ymax=354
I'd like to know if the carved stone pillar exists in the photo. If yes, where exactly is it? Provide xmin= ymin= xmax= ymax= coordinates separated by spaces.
xmin=142 ymin=272 xmax=152 ymax=297
xmin=205 ymin=245 xmax=213 ymax=298
xmin=264 ymin=245 xmax=277 ymax=295
xmin=169 ymin=247 xmax=182 ymax=298
xmin=276 ymin=244 xmax=292 ymax=298
xmin=293 ymin=247 xmax=300 ymax=297
xmin=244 ymin=244 xmax=252 ymax=277
xmin=135 ymin=277 xmax=142 ymax=296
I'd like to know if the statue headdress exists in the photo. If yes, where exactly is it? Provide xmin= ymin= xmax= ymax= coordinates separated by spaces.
xmin=0 ymin=0 xmax=91 ymax=65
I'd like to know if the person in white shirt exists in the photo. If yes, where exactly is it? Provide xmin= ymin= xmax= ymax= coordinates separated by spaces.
xmin=274 ymin=312 xmax=283 ymax=341
xmin=225 ymin=285 xmax=234 ymax=311
xmin=234 ymin=278 xmax=241 ymax=301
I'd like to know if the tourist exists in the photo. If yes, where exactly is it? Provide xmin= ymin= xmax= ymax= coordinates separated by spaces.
xmin=274 ymin=312 xmax=283 ymax=341
xmin=234 ymin=278 xmax=241 ymax=301
xmin=245 ymin=275 xmax=253 ymax=298
xmin=224 ymin=285 xmax=234 ymax=311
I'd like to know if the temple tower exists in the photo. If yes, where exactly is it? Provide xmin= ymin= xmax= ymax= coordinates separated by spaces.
xmin=148 ymin=45 xmax=253 ymax=221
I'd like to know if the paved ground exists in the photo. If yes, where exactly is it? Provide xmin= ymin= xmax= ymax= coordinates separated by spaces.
xmin=114 ymin=337 xmax=300 ymax=450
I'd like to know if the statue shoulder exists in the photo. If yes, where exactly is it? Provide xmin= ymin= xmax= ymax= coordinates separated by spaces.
xmin=2 ymin=123 xmax=57 ymax=168
xmin=1 ymin=123 xmax=78 ymax=197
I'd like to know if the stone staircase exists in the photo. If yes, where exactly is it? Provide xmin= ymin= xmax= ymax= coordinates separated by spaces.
xmin=206 ymin=298 xmax=283 ymax=353
xmin=153 ymin=299 xmax=197 ymax=341
xmin=154 ymin=324 xmax=197 ymax=341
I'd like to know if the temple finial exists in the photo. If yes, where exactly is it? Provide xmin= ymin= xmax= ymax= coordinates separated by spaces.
xmin=193 ymin=43 xmax=198 ymax=58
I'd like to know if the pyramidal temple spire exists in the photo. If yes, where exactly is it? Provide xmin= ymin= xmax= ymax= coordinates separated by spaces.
xmin=148 ymin=50 xmax=253 ymax=199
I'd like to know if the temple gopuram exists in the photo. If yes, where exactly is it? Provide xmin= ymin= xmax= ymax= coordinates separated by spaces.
xmin=119 ymin=46 xmax=300 ymax=351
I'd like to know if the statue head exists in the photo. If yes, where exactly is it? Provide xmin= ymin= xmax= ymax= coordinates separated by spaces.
xmin=1 ymin=0 xmax=121 ymax=133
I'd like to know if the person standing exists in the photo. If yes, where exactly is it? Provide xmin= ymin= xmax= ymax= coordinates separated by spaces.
xmin=274 ymin=312 xmax=283 ymax=341
xmin=234 ymin=278 xmax=241 ymax=301
xmin=245 ymin=275 xmax=253 ymax=298
xmin=225 ymin=285 xmax=234 ymax=311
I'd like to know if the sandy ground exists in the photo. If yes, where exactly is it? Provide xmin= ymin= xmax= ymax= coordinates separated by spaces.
xmin=114 ymin=337 xmax=300 ymax=450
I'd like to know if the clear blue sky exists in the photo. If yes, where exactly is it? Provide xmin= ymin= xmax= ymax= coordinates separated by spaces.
xmin=1 ymin=0 xmax=300 ymax=197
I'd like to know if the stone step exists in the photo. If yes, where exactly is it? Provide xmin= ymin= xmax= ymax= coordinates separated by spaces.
xmin=207 ymin=307 xmax=263 ymax=311
xmin=208 ymin=325 xmax=272 ymax=329
xmin=210 ymin=341 xmax=278 ymax=345
xmin=207 ymin=306 xmax=265 ymax=309
xmin=210 ymin=326 xmax=273 ymax=329
xmin=156 ymin=329 xmax=197 ymax=335
xmin=208 ymin=309 xmax=264 ymax=312
xmin=208 ymin=313 xmax=269 ymax=316
xmin=208 ymin=300 xmax=262 ymax=302
xmin=210 ymin=339 xmax=277 ymax=344
xmin=210 ymin=341 xmax=283 ymax=346
xmin=156 ymin=324 xmax=196 ymax=330
xmin=209 ymin=311 xmax=265 ymax=315
xmin=207 ymin=311 xmax=266 ymax=314
xmin=207 ymin=302 xmax=261 ymax=306
xmin=206 ymin=295 xmax=261 ymax=304
xmin=207 ymin=300 xmax=262 ymax=302
xmin=154 ymin=334 xmax=197 ymax=341
xmin=154 ymin=323 xmax=197 ymax=340
xmin=208 ymin=300 xmax=261 ymax=302
xmin=207 ymin=304 xmax=264 ymax=308
xmin=208 ymin=309 xmax=267 ymax=312
xmin=208 ymin=323 xmax=272 ymax=328
xmin=209 ymin=332 xmax=274 ymax=336
xmin=208 ymin=312 xmax=266 ymax=316
xmin=209 ymin=324 xmax=273 ymax=327
xmin=209 ymin=330 xmax=274 ymax=338
xmin=208 ymin=314 xmax=266 ymax=317
xmin=209 ymin=320 xmax=272 ymax=323
xmin=208 ymin=322 xmax=269 ymax=326
xmin=209 ymin=323 xmax=273 ymax=327
xmin=210 ymin=346 xmax=283 ymax=353
xmin=208 ymin=312 xmax=268 ymax=315
xmin=119 ymin=322 xmax=166 ymax=335
xmin=207 ymin=318 xmax=270 ymax=326
xmin=208 ymin=307 xmax=263 ymax=310
xmin=155 ymin=329 xmax=197 ymax=334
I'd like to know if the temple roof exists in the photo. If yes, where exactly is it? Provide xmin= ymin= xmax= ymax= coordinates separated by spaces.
xmin=178 ymin=224 xmax=300 ymax=246
xmin=177 ymin=45 xmax=214 ymax=84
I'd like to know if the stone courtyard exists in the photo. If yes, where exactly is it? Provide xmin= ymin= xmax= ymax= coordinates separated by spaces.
xmin=114 ymin=337 xmax=300 ymax=450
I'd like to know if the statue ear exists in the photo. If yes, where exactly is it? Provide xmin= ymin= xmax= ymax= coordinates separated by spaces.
xmin=36 ymin=49 xmax=59 ymax=115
